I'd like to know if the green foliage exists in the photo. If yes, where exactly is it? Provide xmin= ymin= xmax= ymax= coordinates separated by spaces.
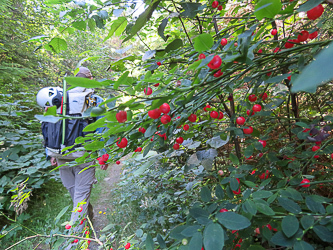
xmin=3 ymin=0 xmax=333 ymax=249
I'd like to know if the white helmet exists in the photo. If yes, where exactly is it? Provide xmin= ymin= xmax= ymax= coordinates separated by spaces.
xmin=36 ymin=87 xmax=63 ymax=109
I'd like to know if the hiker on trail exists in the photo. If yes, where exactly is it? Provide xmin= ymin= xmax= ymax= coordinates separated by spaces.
xmin=36 ymin=67 xmax=108 ymax=234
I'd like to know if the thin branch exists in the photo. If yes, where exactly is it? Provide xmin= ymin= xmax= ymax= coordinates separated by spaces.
xmin=137 ymin=33 xmax=151 ymax=50
xmin=171 ymin=0 xmax=193 ymax=47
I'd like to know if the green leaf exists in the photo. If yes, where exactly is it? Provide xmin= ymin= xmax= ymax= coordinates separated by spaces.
xmin=243 ymin=200 xmax=257 ymax=215
xmin=123 ymin=0 xmax=161 ymax=42
xmin=313 ymin=226 xmax=333 ymax=242
xmin=206 ymin=135 xmax=229 ymax=149
xmin=180 ymin=2 xmax=203 ymax=19
xmin=229 ymin=153 xmax=239 ymax=165
xmin=300 ymin=215 xmax=314 ymax=230
xmin=145 ymin=234 xmax=154 ymax=250
xmin=72 ymin=20 xmax=86 ymax=31
xmin=84 ymin=141 xmax=104 ymax=151
xmin=294 ymin=240 xmax=315 ymax=250
xmin=145 ymin=125 xmax=156 ymax=138
xmin=254 ymin=0 xmax=282 ymax=20
xmin=104 ymin=17 xmax=128 ymax=42
xmin=189 ymin=207 xmax=210 ymax=219
xmin=54 ymin=205 xmax=70 ymax=224
xmin=193 ymin=34 xmax=214 ymax=53
xmin=297 ymin=0 xmax=324 ymax=12
xmin=189 ymin=232 xmax=203 ymax=250
xmin=216 ymin=212 xmax=251 ymax=230
xmin=203 ymin=223 xmax=224 ymax=250
xmin=230 ymin=178 xmax=239 ymax=191
xmin=271 ymin=231 xmax=296 ymax=247
xmin=201 ymin=186 xmax=211 ymax=202
xmin=158 ymin=18 xmax=169 ymax=42
xmin=181 ymin=225 xmax=201 ymax=237
xmin=282 ymin=215 xmax=299 ymax=238
xmin=47 ymin=38 xmax=67 ymax=53
xmin=35 ymin=114 xmax=62 ymax=123
xmin=157 ymin=234 xmax=166 ymax=249
xmin=252 ymin=190 xmax=273 ymax=199
xmin=165 ymin=39 xmax=183 ymax=53
xmin=215 ymin=185 xmax=224 ymax=199
xmin=65 ymin=77 xmax=104 ymax=88
xmin=305 ymin=196 xmax=325 ymax=214
xmin=278 ymin=197 xmax=302 ymax=214
xmin=292 ymin=41 xmax=333 ymax=93
xmin=244 ymin=144 xmax=254 ymax=158
xmin=83 ymin=117 xmax=106 ymax=132
xmin=98 ymin=10 xmax=108 ymax=19
xmin=255 ymin=200 xmax=275 ymax=215
xmin=114 ymin=71 xmax=129 ymax=89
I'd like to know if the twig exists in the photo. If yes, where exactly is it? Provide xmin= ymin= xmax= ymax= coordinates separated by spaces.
xmin=137 ymin=33 xmax=151 ymax=50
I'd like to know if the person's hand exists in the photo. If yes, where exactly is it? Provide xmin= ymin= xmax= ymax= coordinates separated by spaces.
xmin=100 ymin=164 xmax=108 ymax=170
xmin=50 ymin=157 xmax=57 ymax=166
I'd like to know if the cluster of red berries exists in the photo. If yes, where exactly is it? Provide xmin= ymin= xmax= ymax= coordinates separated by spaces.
xmin=211 ymin=0 xmax=223 ymax=10
xmin=97 ymin=153 xmax=109 ymax=165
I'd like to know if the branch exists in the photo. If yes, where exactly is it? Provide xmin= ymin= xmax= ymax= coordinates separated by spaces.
xmin=136 ymin=33 xmax=151 ymax=50
xmin=171 ymin=0 xmax=193 ymax=47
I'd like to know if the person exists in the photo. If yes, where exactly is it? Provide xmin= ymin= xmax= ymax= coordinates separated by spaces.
xmin=36 ymin=67 xmax=108 ymax=235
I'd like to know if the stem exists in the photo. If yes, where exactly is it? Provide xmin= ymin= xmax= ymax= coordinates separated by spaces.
xmin=137 ymin=33 xmax=151 ymax=50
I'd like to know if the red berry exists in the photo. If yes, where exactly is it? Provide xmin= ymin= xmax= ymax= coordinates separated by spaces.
xmin=199 ymin=53 xmax=206 ymax=59
xmin=153 ymin=83 xmax=160 ymax=87
xmin=138 ymin=127 xmax=146 ymax=133
xmin=315 ymin=141 xmax=321 ymax=145
xmin=248 ymin=94 xmax=257 ymax=102
xmin=78 ymin=207 xmax=83 ymax=212
xmin=176 ymin=137 xmax=184 ymax=144
xmin=247 ymin=109 xmax=255 ymax=116
xmin=183 ymin=124 xmax=189 ymax=131
xmin=160 ymin=103 xmax=170 ymax=114
xmin=212 ymin=0 xmax=219 ymax=8
xmin=228 ymin=94 xmax=233 ymax=101
xmin=144 ymin=87 xmax=152 ymax=95
xmin=135 ymin=147 xmax=142 ymax=152
xmin=259 ymin=170 xmax=269 ymax=179
xmin=300 ymin=179 xmax=310 ymax=188
xmin=273 ymin=47 xmax=280 ymax=53
xmin=218 ymin=5 xmax=223 ymax=10
xmin=243 ymin=126 xmax=253 ymax=134
xmin=213 ymin=69 xmax=223 ymax=77
xmin=236 ymin=117 xmax=245 ymax=125
xmin=266 ymin=72 xmax=272 ymax=77
xmin=219 ymin=208 xmax=228 ymax=212
xmin=188 ymin=114 xmax=197 ymax=122
xmin=331 ymin=153 xmax=333 ymax=159
xmin=74 ymin=239 xmax=78 ymax=243
xmin=157 ymin=62 xmax=161 ymax=66
xmin=161 ymin=114 xmax=171 ymax=124
xmin=253 ymin=104 xmax=262 ymax=112
xmin=203 ymin=105 xmax=211 ymax=112
xmin=314 ymin=155 xmax=319 ymax=159
xmin=210 ymin=111 xmax=218 ymax=118
xmin=207 ymin=55 xmax=222 ymax=69
xmin=258 ymin=140 xmax=267 ymax=148
xmin=260 ymin=92 xmax=268 ymax=101
xmin=220 ymin=38 xmax=228 ymax=46
xmin=124 ymin=243 xmax=131 ymax=250
xmin=116 ymin=138 xmax=128 ymax=148
xmin=233 ymin=188 xmax=241 ymax=195
xmin=309 ymin=31 xmax=318 ymax=40
xmin=173 ymin=144 xmax=180 ymax=150
xmin=303 ymin=128 xmax=310 ymax=133
xmin=148 ymin=109 xmax=161 ymax=119
xmin=218 ymin=170 xmax=224 ymax=176
xmin=258 ymin=153 xmax=263 ymax=158
xmin=307 ymin=4 xmax=324 ymax=20
xmin=298 ymin=30 xmax=309 ymax=42
xmin=65 ymin=224 xmax=71 ymax=230
xmin=116 ymin=160 xmax=120 ymax=165
xmin=271 ymin=29 xmax=277 ymax=36
xmin=218 ymin=111 xmax=224 ymax=119
xmin=258 ymin=49 xmax=263 ymax=53
xmin=312 ymin=145 xmax=320 ymax=152
xmin=116 ymin=111 xmax=127 ymax=123
xmin=284 ymin=40 xmax=294 ymax=49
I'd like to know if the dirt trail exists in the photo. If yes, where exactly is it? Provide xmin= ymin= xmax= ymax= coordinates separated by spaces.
xmin=89 ymin=155 xmax=130 ymax=250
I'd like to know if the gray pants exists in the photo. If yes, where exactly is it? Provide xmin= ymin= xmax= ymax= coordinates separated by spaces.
xmin=57 ymin=158 xmax=96 ymax=232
